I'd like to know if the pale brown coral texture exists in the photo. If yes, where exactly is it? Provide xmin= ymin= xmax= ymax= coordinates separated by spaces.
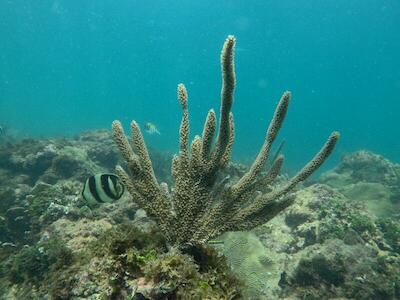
xmin=112 ymin=36 xmax=339 ymax=246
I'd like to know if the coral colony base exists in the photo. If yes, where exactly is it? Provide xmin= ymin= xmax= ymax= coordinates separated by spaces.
xmin=112 ymin=36 xmax=340 ymax=247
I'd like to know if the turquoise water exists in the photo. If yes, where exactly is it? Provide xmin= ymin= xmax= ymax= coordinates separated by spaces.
xmin=1 ymin=1 xmax=399 ymax=170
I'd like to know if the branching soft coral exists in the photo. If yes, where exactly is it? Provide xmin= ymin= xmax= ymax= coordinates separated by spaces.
xmin=112 ymin=36 xmax=339 ymax=246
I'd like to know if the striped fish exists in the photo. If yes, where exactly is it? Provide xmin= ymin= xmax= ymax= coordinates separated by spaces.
xmin=82 ymin=174 xmax=125 ymax=205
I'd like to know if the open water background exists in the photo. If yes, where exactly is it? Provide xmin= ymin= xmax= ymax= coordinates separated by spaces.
xmin=1 ymin=0 xmax=399 ymax=171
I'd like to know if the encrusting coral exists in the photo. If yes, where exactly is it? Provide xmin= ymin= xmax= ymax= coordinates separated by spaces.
xmin=112 ymin=36 xmax=339 ymax=247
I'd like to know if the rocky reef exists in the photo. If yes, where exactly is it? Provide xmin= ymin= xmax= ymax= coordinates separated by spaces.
xmin=0 ymin=130 xmax=399 ymax=299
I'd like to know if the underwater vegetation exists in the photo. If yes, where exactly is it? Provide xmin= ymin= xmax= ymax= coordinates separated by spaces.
xmin=112 ymin=36 xmax=339 ymax=247
xmin=4 ymin=237 xmax=73 ymax=286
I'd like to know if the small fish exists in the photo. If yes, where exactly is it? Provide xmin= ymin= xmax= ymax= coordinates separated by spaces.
xmin=0 ymin=125 xmax=6 ymax=136
xmin=144 ymin=122 xmax=160 ymax=135
xmin=82 ymin=174 xmax=124 ymax=205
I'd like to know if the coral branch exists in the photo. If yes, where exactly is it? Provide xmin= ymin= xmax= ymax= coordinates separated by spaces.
xmin=201 ymin=109 xmax=217 ymax=161
xmin=231 ymin=91 xmax=291 ymax=197
xmin=112 ymin=121 xmax=141 ymax=174
xmin=211 ymin=36 xmax=236 ymax=173
xmin=177 ymin=83 xmax=189 ymax=166
xmin=220 ymin=112 xmax=235 ymax=168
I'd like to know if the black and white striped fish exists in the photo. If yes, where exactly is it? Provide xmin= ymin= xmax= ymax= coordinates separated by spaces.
xmin=82 ymin=174 xmax=125 ymax=205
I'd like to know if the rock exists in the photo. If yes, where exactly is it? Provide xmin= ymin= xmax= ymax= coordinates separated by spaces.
xmin=338 ymin=151 xmax=400 ymax=186
xmin=342 ymin=229 xmax=364 ymax=245
xmin=321 ymin=150 xmax=400 ymax=216
xmin=81 ymin=130 xmax=120 ymax=170
xmin=285 ymin=211 xmax=312 ymax=228
xmin=25 ymin=180 xmax=85 ymax=231
xmin=49 ymin=218 xmax=113 ymax=253
xmin=5 ymin=206 xmax=31 ymax=241
xmin=282 ymin=239 xmax=400 ymax=299
xmin=0 ymin=187 xmax=17 ymax=212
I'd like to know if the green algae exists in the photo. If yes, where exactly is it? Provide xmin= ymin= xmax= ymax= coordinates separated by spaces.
xmin=3 ymin=237 xmax=73 ymax=286
xmin=378 ymin=217 xmax=400 ymax=253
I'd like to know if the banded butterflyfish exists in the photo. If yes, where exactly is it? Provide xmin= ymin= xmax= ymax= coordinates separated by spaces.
xmin=82 ymin=174 xmax=124 ymax=205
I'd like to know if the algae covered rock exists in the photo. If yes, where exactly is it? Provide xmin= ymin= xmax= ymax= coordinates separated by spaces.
xmin=79 ymin=130 xmax=120 ymax=170
xmin=378 ymin=217 xmax=400 ymax=253
xmin=0 ymin=130 xmax=127 ymax=187
xmin=281 ymin=239 xmax=400 ymax=299
xmin=339 ymin=181 xmax=394 ymax=216
xmin=337 ymin=150 xmax=400 ymax=186
xmin=0 ymin=214 xmax=243 ymax=299
xmin=321 ymin=150 xmax=400 ymax=216
xmin=280 ymin=184 xmax=379 ymax=248
xmin=4 ymin=237 xmax=73 ymax=286
xmin=49 ymin=223 xmax=241 ymax=299
xmin=49 ymin=218 xmax=114 ymax=253
xmin=25 ymin=180 xmax=85 ymax=231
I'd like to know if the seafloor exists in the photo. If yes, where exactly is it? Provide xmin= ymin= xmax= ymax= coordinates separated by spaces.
xmin=0 ymin=130 xmax=399 ymax=299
